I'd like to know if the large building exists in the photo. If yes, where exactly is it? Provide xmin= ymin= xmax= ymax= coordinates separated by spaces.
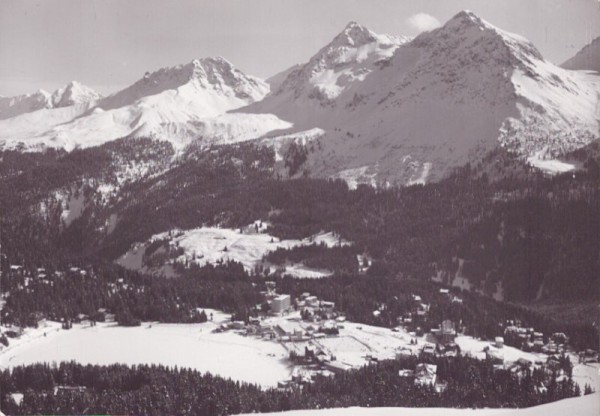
xmin=271 ymin=294 xmax=291 ymax=313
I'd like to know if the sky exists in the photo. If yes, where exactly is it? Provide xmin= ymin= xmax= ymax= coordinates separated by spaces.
xmin=1 ymin=0 xmax=599 ymax=96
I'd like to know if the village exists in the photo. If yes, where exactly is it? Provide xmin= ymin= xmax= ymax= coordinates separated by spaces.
xmin=212 ymin=281 xmax=599 ymax=393
xmin=1 ymin=265 xmax=599 ymax=398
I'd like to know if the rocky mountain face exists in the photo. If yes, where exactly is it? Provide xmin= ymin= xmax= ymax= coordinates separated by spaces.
xmin=562 ymin=37 xmax=600 ymax=72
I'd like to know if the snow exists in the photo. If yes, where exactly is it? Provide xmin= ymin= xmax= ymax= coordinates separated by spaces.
xmin=247 ymin=12 xmax=599 ymax=186
xmin=118 ymin=223 xmax=351 ymax=276
xmin=527 ymin=151 xmax=579 ymax=175
xmin=573 ymin=361 xmax=600 ymax=393
xmin=0 ymin=317 xmax=290 ymax=388
xmin=1 ymin=13 xmax=597 ymax=185
xmin=455 ymin=336 xmax=544 ymax=364
xmin=238 ymin=393 xmax=600 ymax=416
xmin=0 ymin=58 xmax=289 ymax=152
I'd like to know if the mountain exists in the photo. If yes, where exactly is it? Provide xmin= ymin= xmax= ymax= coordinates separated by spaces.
xmin=250 ymin=21 xmax=411 ymax=124
xmin=562 ymin=36 xmax=600 ymax=72
xmin=50 ymin=81 xmax=102 ymax=108
xmin=0 ymin=57 xmax=289 ymax=151
xmin=0 ymin=89 xmax=51 ymax=120
xmin=251 ymin=11 xmax=600 ymax=185
xmin=0 ymin=82 xmax=101 ymax=121
xmin=0 ymin=12 xmax=598 ymax=183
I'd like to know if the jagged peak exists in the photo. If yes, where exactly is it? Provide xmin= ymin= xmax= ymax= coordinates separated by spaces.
xmin=413 ymin=9 xmax=544 ymax=64
xmin=448 ymin=10 xmax=486 ymax=28
xmin=330 ymin=21 xmax=378 ymax=48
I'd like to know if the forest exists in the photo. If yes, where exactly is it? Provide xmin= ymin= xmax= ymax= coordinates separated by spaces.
xmin=0 ymin=354 xmax=586 ymax=416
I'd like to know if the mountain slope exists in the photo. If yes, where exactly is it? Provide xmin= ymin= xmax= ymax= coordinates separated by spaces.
xmin=0 ymin=58 xmax=290 ymax=151
xmin=249 ymin=22 xmax=411 ymax=124
xmin=562 ymin=37 xmax=600 ymax=72
xmin=252 ymin=11 xmax=600 ymax=185
xmin=0 ymin=90 xmax=53 ymax=120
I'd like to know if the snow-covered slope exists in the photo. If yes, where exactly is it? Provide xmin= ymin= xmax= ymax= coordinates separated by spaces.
xmin=562 ymin=37 xmax=600 ymax=72
xmin=0 ymin=90 xmax=51 ymax=120
xmin=251 ymin=11 xmax=600 ymax=185
xmin=239 ymin=393 xmax=600 ymax=416
xmin=249 ymin=22 xmax=411 ymax=124
xmin=0 ymin=57 xmax=289 ymax=151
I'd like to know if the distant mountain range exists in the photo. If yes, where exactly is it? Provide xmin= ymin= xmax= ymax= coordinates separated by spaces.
xmin=0 ymin=10 xmax=598 ymax=185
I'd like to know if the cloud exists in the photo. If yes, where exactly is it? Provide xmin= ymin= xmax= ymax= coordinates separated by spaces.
xmin=407 ymin=13 xmax=441 ymax=33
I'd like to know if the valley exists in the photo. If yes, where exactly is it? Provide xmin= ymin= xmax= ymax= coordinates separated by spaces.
xmin=0 ymin=5 xmax=598 ymax=416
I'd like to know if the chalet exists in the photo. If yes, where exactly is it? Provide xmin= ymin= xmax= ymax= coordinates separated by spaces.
xmin=439 ymin=320 xmax=457 ymax=344
xmin=305 ymin=296 xmax=319 ymax=307
xmin=398 ymin=369 xmax=415 ymax=378
xmin=494 ymin=337 xmax=504 ymax=348
xmin=435 ymin=380 xmax=448 ymax=393
xmin=414 ymin=363 xmax=437 ymax=386
xmin=230 ymin=321 xmax=245 ymax=330
xmin=551 ymin=332 xmax=569 ymax=345
xmin=416 ymin=303 xmax=430 ymax=316
xmin=422 ymin=344 xmax=436 ymax=357
xmin=396 ymin=347 xmax=414 ymax=359
xmin=441 ymin=342 xmax=460 ymax=357
xmin=451 ymin=296 xmax=463 ymax=304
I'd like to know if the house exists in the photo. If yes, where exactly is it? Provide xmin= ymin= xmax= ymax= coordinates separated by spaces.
xmin=494 ymin=337 xmax=504 ymax=348
xmin=435 ymin=380 xmax=448 ymax=393
xmin=271 ymin=294 xmax=291 ymax=313
xmin=230 ymin=321 xmax=245 ymax=330
xmin=396 ymin=347 xmax=414 ymax=359
xmin=422 ymin=344 xmax=436 ymax=356
xmin=398 ymin=369 xmax=415 ymax=378
xmin=451 ymin=296 xmax=463 ymax=304
xmin=439 ymin=288 xmax=450 ymax=295
xmin=305 ymin=296 xmax=319 ymax=307
xmin=414 ymin=363 xmax=437 ymax=386
xmin=551 ymin=332 xmax=569 ymax=345
xmin=439 ymin=320 xmax=457 ymax=344
xmin=442 ymin=342 xmax=460 ymax=357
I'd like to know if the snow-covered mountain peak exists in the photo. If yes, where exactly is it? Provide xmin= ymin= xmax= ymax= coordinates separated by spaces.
xmin=253 ymin=22 xmax=410 ymax=112
xmin=50 ymin=81 xmax=101 ymax=108
xmin=100 ymin=57 xmax=269 ymax=111
xmin=329 ymin=21 xmax=378 ymax=48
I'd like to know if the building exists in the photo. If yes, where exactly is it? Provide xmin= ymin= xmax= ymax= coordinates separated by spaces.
xmin=271 ymin=294 xmax=291 ymax=313
xmin=398 ymin=369 xmax=415 ymax=378
xmin=494 ymin=337 xmax=504 ymax=348
xmin=414 ymin=363 xmax=437 ymax=386
xmin=324 ymin=360 xmax=351 ymax=374
xmin=439 ymin=320 xmax=457 ymax=344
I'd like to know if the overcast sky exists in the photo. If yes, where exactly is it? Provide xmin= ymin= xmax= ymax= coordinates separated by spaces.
xmin=1 ymin=0 xmax=599 ymax=96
